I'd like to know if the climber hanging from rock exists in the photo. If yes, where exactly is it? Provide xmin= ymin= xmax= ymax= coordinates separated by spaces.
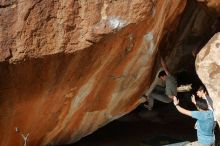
xmin=141 ymin=55 xmax=192 ymax=110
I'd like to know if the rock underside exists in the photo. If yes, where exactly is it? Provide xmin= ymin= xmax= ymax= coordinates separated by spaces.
xmin=0 ymin=0 xmax=220 ymax=146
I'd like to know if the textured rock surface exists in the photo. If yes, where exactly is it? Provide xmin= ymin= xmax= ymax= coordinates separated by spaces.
xmin=161 ymin=0 xmax=220 ymax=74
xmin=197 ymin=0 xmax=220 ymax=12
xmin=0 ymin=0 xmax=186 ymax=146
xmin=196 ymin=32 xmax=220 ymax=123
xmin=0 ymin=0 xmax=185 ymax=63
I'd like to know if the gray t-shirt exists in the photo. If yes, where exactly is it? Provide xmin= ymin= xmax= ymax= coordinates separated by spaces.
xmin=165 ymin=75 xmax=177 ymax=96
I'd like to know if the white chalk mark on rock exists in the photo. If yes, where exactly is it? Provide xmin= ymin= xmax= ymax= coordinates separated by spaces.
xmin=108 ymin=16 xmax=127 ymax=29
xmin=144 ymin=32 xmax=155 ymax=55
xmin=144 ymin=32 xmax=154 ymax=41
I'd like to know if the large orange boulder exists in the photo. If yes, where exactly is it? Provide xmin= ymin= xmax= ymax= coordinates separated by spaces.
xmin=0 ymin=1 xmax=186 ymax=146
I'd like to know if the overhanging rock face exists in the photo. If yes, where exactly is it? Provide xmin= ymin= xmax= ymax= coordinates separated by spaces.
xmin=196 ymin=32 xmax=220 ymax=123
xmin=0 ymin=1 xmax=186 ymax=146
